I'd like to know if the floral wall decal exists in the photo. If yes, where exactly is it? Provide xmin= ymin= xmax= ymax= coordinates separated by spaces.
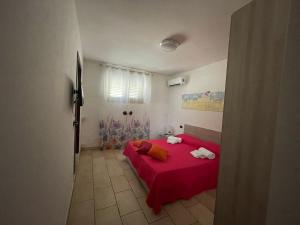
xmin=99 ymin=114 xmax=150 ymax=150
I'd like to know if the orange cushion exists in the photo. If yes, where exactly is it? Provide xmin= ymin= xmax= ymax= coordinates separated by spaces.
xmin=147 ymin=145 xmax=168 ymax=161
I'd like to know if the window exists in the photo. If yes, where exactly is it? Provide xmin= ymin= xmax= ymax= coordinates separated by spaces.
xmin=109 ymin=79 xmax=123 ymax=98
xmin=103 ymin=66 xmax=151 ymax=104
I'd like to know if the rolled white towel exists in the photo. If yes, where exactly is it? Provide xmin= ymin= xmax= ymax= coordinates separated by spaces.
xmin=167 ymin=137 xmax=177 ymax=144
xmin=190 ymin=150 xmax=201 ymax=158
xmin=190 ymin=147 xmax=215 ymax=159
xmin=167 ymin=136 xmax=182 ymax=144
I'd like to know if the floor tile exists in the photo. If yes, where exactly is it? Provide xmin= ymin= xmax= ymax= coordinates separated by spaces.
xmin=138 ymin=197 xmax=167 ymax=223
xmin=79 ymin=151 xmax=93 ymax=165
xmin=93 ymin=155 xmax=105 ymax=163
xmin=76 ymin=161 xmax=93 ymax=176
xmin=122 ymin=210 xmax=149 ymax=225
xmin=107 ymin=159 xmax=124 ymax=177
xmin=111 ymin=175 xmax=131 ymax=193
xmin=80 ymin=150 xmax=93 ymax=158
xmin=94 ymin=186 xmax=116 ymax=210
xmin=115 ymin=152 xmax=127 ymax=161
xmin=72 ymin=181 xmax=93 ymax=203
xmin=103 ymin=150 xmax=116 ymax=159
xmin=116 ymin=190 xmax=140 ymax=215
xmin=78 ymin=156 xmax=93 ymax=168
xmin=206 ymin=189 xmax=217 ymax=198
xmin=124 ymin=169 xmax=137 ymax=181
xmin=92 ymin=150 xmax=105 ymax=158
xmin=93 ymin=157 xmax=107 ymax=174
xmin=75 ymin=169 xmax=93 ymax=185
xmin=129 ymin=179 xmax=147 ymax=198
xmin=118 ymin=159 xmax=131 ymax=170
xmin=165 ymin=202 xmax=196 ymax=225
xmin=180 ymin=197 xmax=199 ymax=208
xmin=188 ymin=203 xmax=214 ymax=225
xmin=195 ymin=193 xmax=215 ymax=212
xmin=95 ymin=205 xmax=122 ymax=225
xmin=68 ymin=200 xmax=94 ymax=225
xmin=94 ymin=172 xmax=111 ymax=189
xmin=151 ymin=217 xmax=175 ymax=225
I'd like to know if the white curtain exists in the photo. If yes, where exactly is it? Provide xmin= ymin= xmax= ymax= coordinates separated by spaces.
xmin=103 ymin=66 xmax=151 ymax=104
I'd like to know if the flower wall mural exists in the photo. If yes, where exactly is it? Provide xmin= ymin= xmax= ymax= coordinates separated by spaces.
xmin=99 ymin=114 xmax=150 ymax=150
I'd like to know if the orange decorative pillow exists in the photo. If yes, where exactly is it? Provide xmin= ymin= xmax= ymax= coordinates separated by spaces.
xmin=147 ymin=145 xmax=168 ymax=161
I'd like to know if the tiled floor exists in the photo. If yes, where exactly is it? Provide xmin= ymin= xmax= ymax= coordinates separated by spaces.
xmin=67 ymin=149 xmax=216 ymax=225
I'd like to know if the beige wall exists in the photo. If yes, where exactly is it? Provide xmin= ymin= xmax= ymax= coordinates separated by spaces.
xmin=167 ymin=59 xmax=227 ymax=134
xmin=81 ymin=59 xmax=169 ymax=147
xmin=0 ymin=1 xmax=82 ymax=225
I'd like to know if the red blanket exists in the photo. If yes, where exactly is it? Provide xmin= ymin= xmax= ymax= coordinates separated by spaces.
xmin=123 ymin=134 xmax=220 ymax=213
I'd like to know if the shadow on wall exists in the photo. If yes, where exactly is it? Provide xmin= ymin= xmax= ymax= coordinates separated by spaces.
xmin=65 ymin=75 xmax=75 ymax=111
xmin=166 ymin=33 xmax=189 ymax=45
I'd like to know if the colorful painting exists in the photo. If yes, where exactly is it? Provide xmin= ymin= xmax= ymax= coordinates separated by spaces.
xmin=182 ymin=91 xmax=225 ymax=112
xmin=99 ymin=115 xmax=150 ymax=150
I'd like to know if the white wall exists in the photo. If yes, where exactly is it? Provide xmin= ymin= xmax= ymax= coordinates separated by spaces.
xmin=0 ymin=1 xmax=82 ymax=225
xmin=81 ymin=59 xmax=169 ymax=147
xmin=167 ymin=59 xmax=227 ymax=134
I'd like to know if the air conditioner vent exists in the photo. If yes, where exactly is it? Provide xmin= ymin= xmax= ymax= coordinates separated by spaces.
xmin=167 ymin=77 xmax=185 ymax=87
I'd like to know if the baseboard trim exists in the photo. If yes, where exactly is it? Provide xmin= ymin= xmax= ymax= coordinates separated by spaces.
xmin=80 ymin=146 xmax=100 ymax=151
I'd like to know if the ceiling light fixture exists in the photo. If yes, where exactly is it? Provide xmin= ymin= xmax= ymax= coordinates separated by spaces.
xmin=160 ymin=38 xmax=180 ymax=52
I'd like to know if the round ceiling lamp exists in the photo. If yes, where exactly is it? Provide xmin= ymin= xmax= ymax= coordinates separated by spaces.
xmin=160 ymin=38 xmax=180 ymax=52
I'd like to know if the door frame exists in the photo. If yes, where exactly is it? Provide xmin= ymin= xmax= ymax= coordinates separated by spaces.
xmin=73 ymin=52 xmax=82 ymax=174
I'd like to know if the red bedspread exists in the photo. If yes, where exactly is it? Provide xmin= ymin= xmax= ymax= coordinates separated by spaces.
xmin=123 ymin=134 xmax=220 ymax=213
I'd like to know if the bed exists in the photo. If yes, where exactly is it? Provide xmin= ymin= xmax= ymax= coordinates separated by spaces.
xmin=123 ymin=124 xmax=221 ymax=213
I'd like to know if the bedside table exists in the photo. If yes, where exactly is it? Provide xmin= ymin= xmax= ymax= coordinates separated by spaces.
xmin=159 ymin=133 xmax=174 ymax=139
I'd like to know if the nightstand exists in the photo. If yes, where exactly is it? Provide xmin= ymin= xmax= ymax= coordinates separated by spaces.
xmin=159 ymin=133 xmax=174 ymax=139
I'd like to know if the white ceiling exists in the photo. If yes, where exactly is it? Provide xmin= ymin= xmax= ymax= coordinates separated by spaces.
xmin=76 ymin=0 xmax=251 ymax=75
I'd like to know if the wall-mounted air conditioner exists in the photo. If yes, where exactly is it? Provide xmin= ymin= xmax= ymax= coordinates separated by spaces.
xmin=167 ymin=77 xmax=185 ymax=87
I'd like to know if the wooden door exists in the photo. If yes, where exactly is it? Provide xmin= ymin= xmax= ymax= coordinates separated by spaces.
xmin=214 ymin=0 xmax=294 ymax=225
